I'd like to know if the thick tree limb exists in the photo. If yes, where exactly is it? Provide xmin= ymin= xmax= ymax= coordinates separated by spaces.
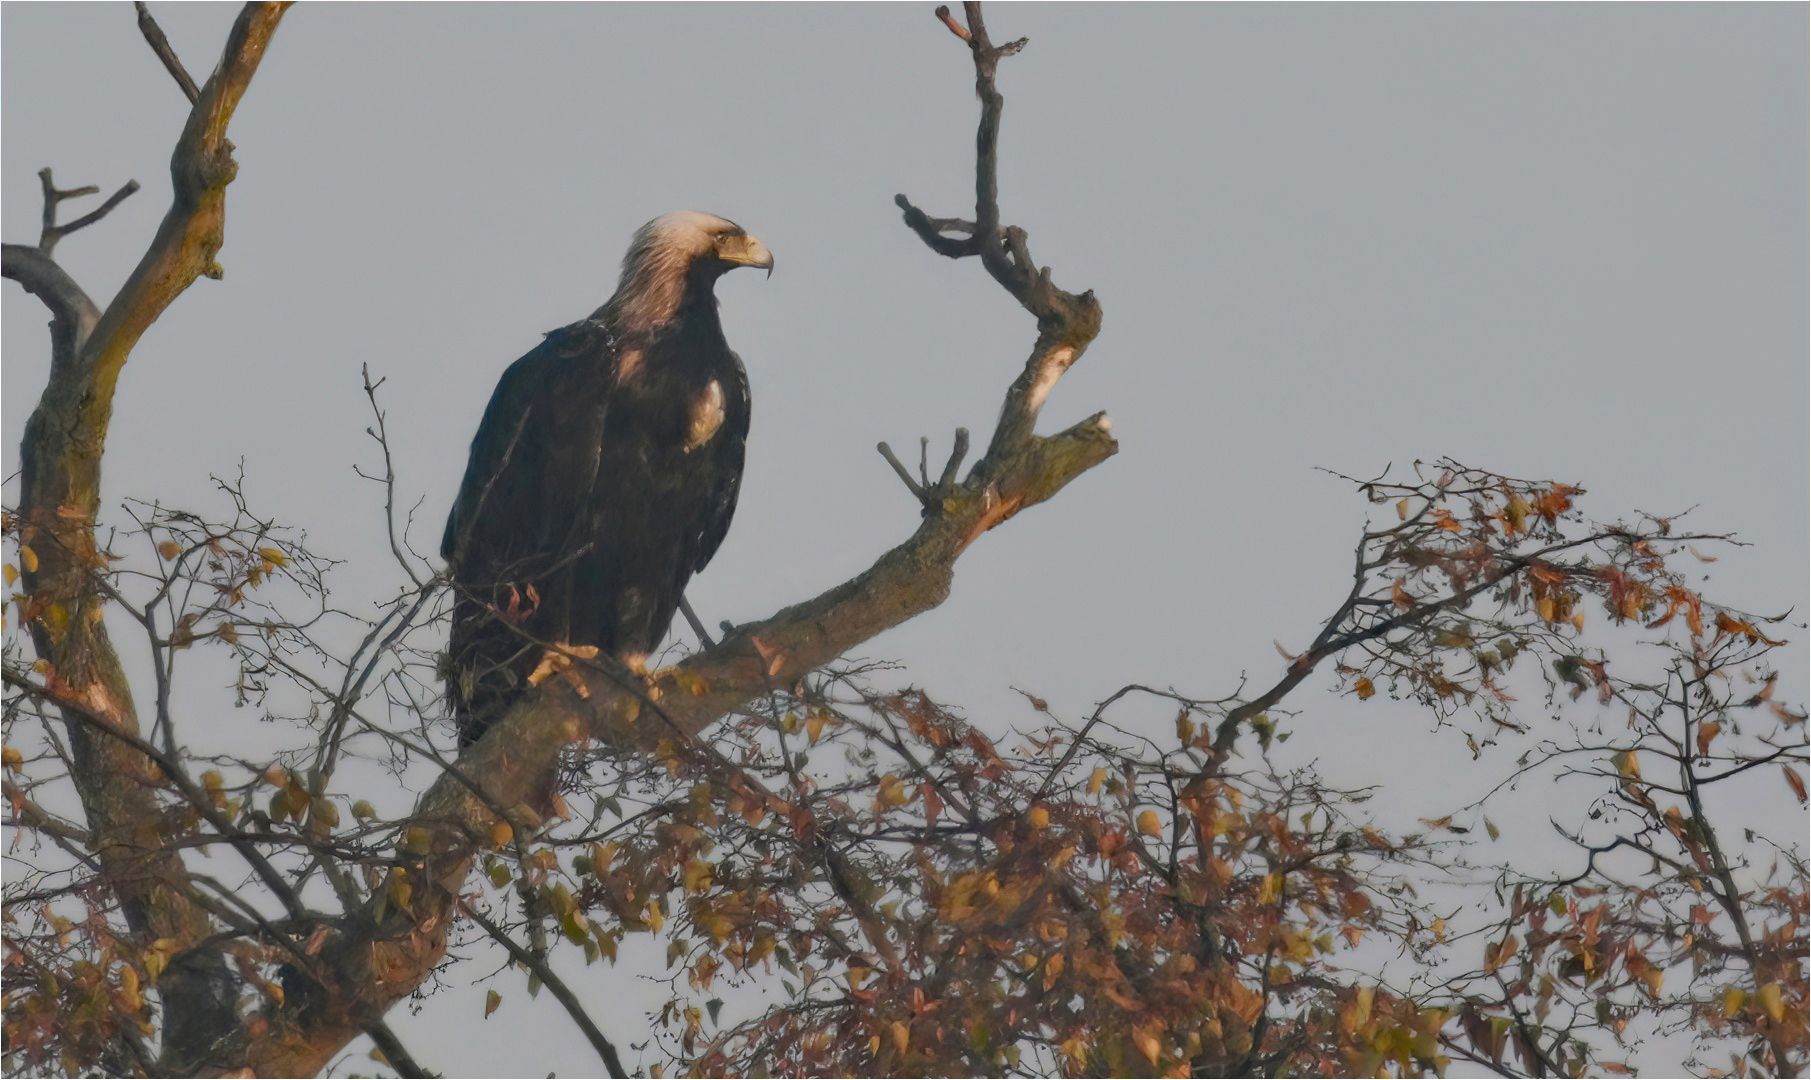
xmin=7 ymin=4 xmax=291 ymax=1075
xmin=2 ymin=242 xmax=101 ymax=346
xmin=236 ymin=4 xmax=1117 ymax=1074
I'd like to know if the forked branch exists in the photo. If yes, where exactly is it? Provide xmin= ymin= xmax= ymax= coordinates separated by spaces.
xmin=241 ymin=4 xmax=1117 ymax=1074
xmin=894 ymin=2 xmax=1104 ymax=474
xmin=5 ymin=4 xmax=293 ymax=1074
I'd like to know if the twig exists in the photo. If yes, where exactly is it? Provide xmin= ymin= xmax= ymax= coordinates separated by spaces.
xmin=679 ymin=594 xmax=716 ymax=649
xmin=359 ymin=364 xmax=427 ymax=588
xmin=937 ymin=428 xmax=970 ymax=491
xmin=35 ymin=168 xmax=139 ymax=257
xmin=364 ymin=1020 xmax=432 ymax=1080
xmin=461 ymin=903 xmax=629 ymax=1078
xmin=135 ymin=1 xmax=201 ymax=104
xmin=934 ymin=4 xmax=971 ymax=42
xmin=876 ymin=442 xmax=928 ymax=502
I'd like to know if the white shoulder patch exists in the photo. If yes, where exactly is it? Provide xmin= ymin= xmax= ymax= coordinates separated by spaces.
xmin=685 ymin=380 xmax=727 ymax=451
xmin=616 ymin=348 xmax=644 ymax=381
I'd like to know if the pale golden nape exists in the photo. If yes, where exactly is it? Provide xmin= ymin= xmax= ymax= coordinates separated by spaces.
xmin=604 ymin=211 xmax=746 ymax=332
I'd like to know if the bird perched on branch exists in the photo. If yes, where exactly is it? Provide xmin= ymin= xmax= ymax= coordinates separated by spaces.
xmin=443 ymin=211 xmax=772 ymax=747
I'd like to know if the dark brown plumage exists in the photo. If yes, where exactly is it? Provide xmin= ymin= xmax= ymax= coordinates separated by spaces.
xmin=443 ymin=212 xmax=771 ymax=747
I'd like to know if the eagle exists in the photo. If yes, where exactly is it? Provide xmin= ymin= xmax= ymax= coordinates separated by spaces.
xmin=442 ymin=211 xmax=772 ymax=747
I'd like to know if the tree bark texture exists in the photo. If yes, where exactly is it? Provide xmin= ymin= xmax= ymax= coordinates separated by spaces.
xmin=6 ymin=5 xmax=291 ymax=1073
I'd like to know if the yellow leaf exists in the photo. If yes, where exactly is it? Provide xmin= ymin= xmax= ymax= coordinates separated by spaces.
xmin=1027 ymin=805 xmax=1049 ymax=829
xmin=875 ymin=773 xmax=908 ymax=809
xmin=2 ymin=564 xmax=14 ymax=587
xmin=157 ymin=541 xmax=182 ymax=561
xmin=1136 ymin=810 xmax=1162 ymax=837
xmin=485 ymin=989 xmax=502 ymax=1018
xmin=1758 ymin=982 xmax=1784 ymax=1023
xmin=19 ymin=546 xmax=37 ymax=573
xmin=2 ymin=746 xmax=21 ymax=773
xmin=1504 ymin=494 xmax=1529 ymax=533
xmin=890 ymin=1020 xmax=910 ymax=1055
xmin=1535 ymin=597 xmax=1556 ymax=623
xmin=403 ymin=826 xmax=431 ymax=854
xmin=1722 ymin=986 xmax=1746 ymax=1018
xmin=117 ymin=964 xmax=142 ymax=1011
xmin=490 ymin=821 xmax=513 ymax=848
xmin=1133 ymin=1026 xmax=1162 ymax=1065
xmin=683 ymin=858 xmax=712 ymax=894
xmin=1354 ymin=984 xmax=1374 ymax=1030
xmin=1613 ymin=750 xmax=1641 ymax=779
xmin=1355 ymin=677 xmax=1375 ymax=701
xmin=1087 ymin=768 xmax=1106 ymax=796
xmin=258 ymin=547 xmax=289 ymax=568
xmin=806 ymin=710 xmax=827 ymax=745
xmin=352 ymin=799 xmax=376 ymax=820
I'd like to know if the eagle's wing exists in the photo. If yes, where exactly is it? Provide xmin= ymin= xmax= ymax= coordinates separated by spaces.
xmin=686 ymin=352 xmax=752 ymax=575
xmin=442 ymin=321 xmax=614 ymax=573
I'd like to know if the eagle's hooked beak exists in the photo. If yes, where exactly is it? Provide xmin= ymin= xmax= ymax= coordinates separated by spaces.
xmin=718 ymin=234 xmax=775 ymax=278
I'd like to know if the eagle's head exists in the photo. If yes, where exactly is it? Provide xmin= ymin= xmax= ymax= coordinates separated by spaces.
xmin=605 ymin=211 xmax=772 ymax=333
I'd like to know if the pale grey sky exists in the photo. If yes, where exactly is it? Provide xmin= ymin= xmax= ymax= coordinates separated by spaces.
xmin=4 ymin=4 xmax=1805 ymax=1076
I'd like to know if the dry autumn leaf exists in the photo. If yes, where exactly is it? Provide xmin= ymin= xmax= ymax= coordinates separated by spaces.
xmin=1136 ymin=810 xmax=1162 ymax=837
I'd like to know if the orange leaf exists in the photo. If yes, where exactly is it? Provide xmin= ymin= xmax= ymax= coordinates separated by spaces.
xmin=1695 ymin=721 xmax=1721 ymax=757
xmin=1354 ymin=677 xmax=1375 ymax=701
xmin=1783 ymin=765 xmax=1807 ymax=806
xmin=1484 ymin=934 xmax=1518 ymax=974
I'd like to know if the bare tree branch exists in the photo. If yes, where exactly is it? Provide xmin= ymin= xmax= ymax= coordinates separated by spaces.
xmin=2 ymin=243 xmax=101 ymax=344
xmin=36 ymin=167 xmax=141 ymax=257
xmin=135 ymin=2 xmax=202 ymax=105
xmin=462 ymin=902 xmax=629 ymax=1078
xmin=7 ymin=4 xmax=293 ymax=1073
